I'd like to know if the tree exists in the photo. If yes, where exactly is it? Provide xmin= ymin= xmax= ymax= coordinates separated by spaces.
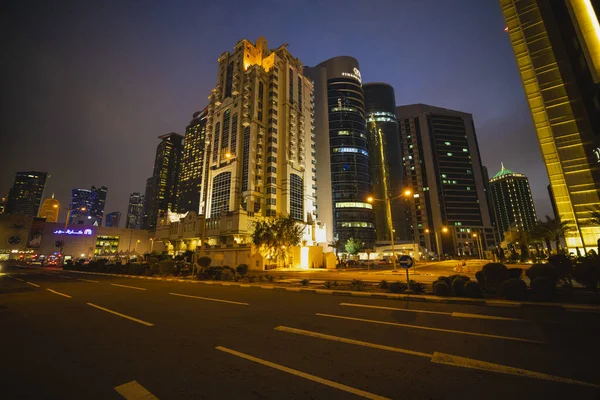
xmin=540 ymin=215 xmax=573 ymax=253
xmin=529 ymin=220 xmax=552 ymax=254
xmin=328 ymin=239 xmax=342 ymax=266
xmin=586 ymin=206 xmax=600 ymax=226
xmin=252 ymin=216 xmax=304 ymax=267
xmin=345 ymin=237 xmax=363 ymax=260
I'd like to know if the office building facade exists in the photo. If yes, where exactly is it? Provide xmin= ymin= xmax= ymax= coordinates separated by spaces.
xmin=501 ymin=0 xmax=600 ymax=249
xmin=397 ymin=104 xmax=495 ymax=257
xmin=489 ymin=164 xmax=538 ymax=237
xmin=5 ymin=171 xmax=48 ymax=217
xmin=178 ymin=108 xmax=208 ymax=213
xmin=363 ymin=82 xmax=406 ymax=242
xmin=105 ymin=211 xmax=121 ymax=228
xmin=305 ymin=57 xmax=376 ymax=247
xmin=38 ymin=195 xmax=59 ymax=223
xmin=143 ymin=177 xmax=154 ymax=229
xmin=126 ymin=192 xmax=145 ymax=229
xmin=69 ymin=185 xmax=107 ymax=226
xmin=147 ymin=133 xmax=183 ymax=230
xmin=198 ymin=36 xmax=316 ymax=243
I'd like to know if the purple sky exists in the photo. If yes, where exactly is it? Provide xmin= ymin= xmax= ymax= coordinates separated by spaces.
xmin=0 ymin=0 xmax=552 ymax=221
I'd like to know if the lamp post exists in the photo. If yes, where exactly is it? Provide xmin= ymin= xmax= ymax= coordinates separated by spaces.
xmin=59 ymin=206 xmax=86 ymax=265
xmin=425 ymin=226 xmax=448 ymax=261
xmin=472 ymin=233 xmax=483 ymax=260
xmin=367 ymin=189 xmax=412 ymax=271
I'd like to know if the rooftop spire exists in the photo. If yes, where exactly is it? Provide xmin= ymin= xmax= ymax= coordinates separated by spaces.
xmin=501 ymin=162 xmax=505 ymax=170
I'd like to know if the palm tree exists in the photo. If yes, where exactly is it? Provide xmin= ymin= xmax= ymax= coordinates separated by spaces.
xmin=586 ymin=206 xmax=600 ymax=226
xmin=529 ymin=221 xmax=552 ymax=255
xmin=540 ymin=215 xmax=573 ymax=252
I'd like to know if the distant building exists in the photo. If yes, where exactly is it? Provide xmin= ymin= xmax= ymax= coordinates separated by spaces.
xmin=126 ymin=192 xmax=145 ymax=230
xmin=143 ymin=177 xmax=154 ymax=230
xmin=5 ymin=171 xmax=48 ymax=217
xmin=489 ymin=164 xmax=538 ymax=238
xmin=364 ymin=82 xmax=406 ymax=242
xmin=105 ymin=211 xmax=121 ymax=228
xmin=501 ymin=0 xmax=600 ymax=250
xmin=38 ymin=194 xmax=60 ymax=223
xmin=178 ymin=108 xmax=208 ymax=214
xmin=396 ymin=104 xmax=495 ymax=258
xmin=69 ymin=185 xmax=108 ymax=226
xmin=147 ymin=133 xmax=183 ymax=230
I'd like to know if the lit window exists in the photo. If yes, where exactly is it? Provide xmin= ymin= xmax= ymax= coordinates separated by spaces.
xmin=445 ymin=142 xmax=451 ymax=145
xmin=447 ymin=153 xmax=453 ymax=156
xmin=463 ymin=148 xmax=468 ymax=152
xmin=335 ymin=202 xmax=373 ymax=209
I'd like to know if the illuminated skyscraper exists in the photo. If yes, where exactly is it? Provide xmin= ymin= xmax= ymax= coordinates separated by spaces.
xmin=38 ymin=194 xmax=60 ymax=222
xmin=305 ymin=57 xmax=375 ymax=247
xmin=147 ymin=133 xmax=183 ymax=230
xmin=126 ymin=192 xmax=145 ymax=229
xmin=5 ymin=171 xmax=48 ymax=217
xmin=489 ymin=164 xmax=538 ymax=238
xmin=178 ymin=108 xmax=208 ymax=213
xmin=105 ymin=211 xmax=121 ymax=228
xmin=200 ymin=37 xmax=316 ymax=244
xmin=69 ymin=185 xmax=107 ymax=225
xmin=500 ymin=0 xmax=600 ymax=249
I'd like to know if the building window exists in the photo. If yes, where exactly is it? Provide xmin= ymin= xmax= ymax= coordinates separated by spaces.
xmin=267 ymin=166 xmax=277 ymax=174
xmin=213 ymin=122 xmax=220 ymax=162
xmin=225 ymin=62 xmax=233 ymax=98
xmin=290 ymin=174 xmax=303 ymax=221
xmin=289 ymin=68 xmax=294 ymax=104
xmin=298 ymin=76 xmax=302 ymax=106
xmin=222 ymin=109 xmax=231 ymax=152
xmin=210 ymin=172 xmax=231 ymax=218
xmin=241 ymin=127 xmax=251 ymax=192
xmin=231 ymin=114 xmax=238 ymax=155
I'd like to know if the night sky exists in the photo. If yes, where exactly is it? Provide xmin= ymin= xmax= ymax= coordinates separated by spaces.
xmin=1 ymin=0 xmax=552 ymax=222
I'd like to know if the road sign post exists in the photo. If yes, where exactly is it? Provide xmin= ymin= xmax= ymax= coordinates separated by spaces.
xmin=398 ymin=255 xmax=414 ymax=291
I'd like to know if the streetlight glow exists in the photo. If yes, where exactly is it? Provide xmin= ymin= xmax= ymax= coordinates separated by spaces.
xmin=404 ymin=189 xmax=412 ymax=196
xmin=366 ymin=196 xmax=374 ymax=203
xmin=442 ymin=227 xmax=449 ymax=233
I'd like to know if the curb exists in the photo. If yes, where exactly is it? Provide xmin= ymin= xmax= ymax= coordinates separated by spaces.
xmin=58 ymin=269 xmax=600 ymax=312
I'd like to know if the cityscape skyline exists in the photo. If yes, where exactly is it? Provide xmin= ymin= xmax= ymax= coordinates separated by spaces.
xmin=2 ymin=0 xmax=554 ymax=221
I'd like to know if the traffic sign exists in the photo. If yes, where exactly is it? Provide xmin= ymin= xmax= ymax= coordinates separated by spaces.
xmin=398 ymin=255 xmax=413 ymax=268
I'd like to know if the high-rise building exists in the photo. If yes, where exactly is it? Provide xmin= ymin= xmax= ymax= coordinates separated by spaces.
xmin=198 ymin=36 xmax=316 ymax=243
xmin=126 ymin=192 xmax=145 ymax=229
xmin=489 ymin=164 xmax=538 ymax=238
xmin=178 ymin=108 xmax=208 ymax=213
xmin=105 ymin=211 xmax=121 ymax=228
xmin=363 ymin=82 xmax=406 ymax=242
xmin=69 ymin=185 xmax=107 ymax=225
xmin=147 ymin=133 xmax=183 ymax=230
xmin=5 ymin=171 xmax=48 ymax=217
xmin=143 ymin=177 xmax=154 ymax=230
xmin=305 ymin=57 xmax=375 ymax=247
xmin=500 ymin=0 xmax=600 ymax=250
xmin=38 ymin=194 xmax=60 ymax=222
xmin=396 ymin=104 xmax=495 ymax=258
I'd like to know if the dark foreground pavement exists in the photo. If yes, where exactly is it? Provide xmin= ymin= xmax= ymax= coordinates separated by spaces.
xmin=1 ymin=267 xmax=599 ymax=400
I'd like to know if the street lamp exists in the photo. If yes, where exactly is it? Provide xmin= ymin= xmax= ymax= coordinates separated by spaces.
xmin=425 ymin=226 xmax=448 ymax=260
xmin=472 ymin=233 xmax=483 ymax=260
xmin=366 ymin=188 xmax=412 ymax=271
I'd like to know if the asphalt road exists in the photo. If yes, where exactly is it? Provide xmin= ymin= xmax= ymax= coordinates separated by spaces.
xmin=1 ymin=266 xmax=599 ymax=400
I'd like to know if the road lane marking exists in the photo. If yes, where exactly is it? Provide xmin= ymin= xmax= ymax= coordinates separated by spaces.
xmin=87 ymin=303 xmax=154 ymax=327
xmin=15 ymin=278 xmax=24 ymax=282
xmin=215 ymin=346 xmax=390 ymax=400
xmin=77 ymin=278 xmax=99 ymax=283
xmin=169 ymin=292 xmax=248 ymax=306
xmin=46 ymin=289 xmax=71 ymax=298
xmin=315 ymin=313 xmax=544 ymax=344
xmin=431 ymin=352 xmax=600 ymax=388
xmin=275 ymin=326 xmax=432 ymax=358
xmin=114 ymin=380 xmax=159 ymax=400
xmin=276 ymin=326 xmax=600 ymax=388
xmin=339 ymin=303 xmax=525 ymax=322
xmin=56 ymin=275 xmax=72 ymax=279
xmin=111 ymin=283 xmax=146 ymax=291
xmin=26 ymin=281 xmax=40 ymax=287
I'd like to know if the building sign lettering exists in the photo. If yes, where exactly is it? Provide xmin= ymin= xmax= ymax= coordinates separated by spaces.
xmin=53 ymin=229 xmax=93 ymax=236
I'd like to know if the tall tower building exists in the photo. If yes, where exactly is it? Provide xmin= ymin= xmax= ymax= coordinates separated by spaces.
xmin=489 ymin=164 xmax=538 ymax=237
xmin=105 ymin=211 xmax=121 ymax=228
xmin=396 ymin=104 xmax=495 ymax=258
xmin=500 ymin=0 xmax=600 ymax=250
xmin=363 ymin=82 xmax=406 ymax=242
xmin=200 ymin=37 xmax=316 ymax=242
xmin=305 ymin=57 xmax=376 ymax=247
xmin=126 ymin=192 xmax=145 ymax=229
xmin=5 ymin=171 xmax=48 ymax=217
xmin=38 ymin=194 xmax=60 ymax=222
xmin=69 ymin=185 xmax=107 ymax=225
xmin=143 ymin=177 xmax=154 ymax=230
xmin=90 ymin=185 xmax=108 ymax=225
xmin=178 ymin=108 xmax=208 ymax=213
xmin=147 ymin=133 xmax=183 ymax=230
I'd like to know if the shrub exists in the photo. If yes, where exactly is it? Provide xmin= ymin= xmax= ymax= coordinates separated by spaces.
xmin=502 ymin=278 xmax=527 ymax=301
xmin=146 ymin=257 xmax=159 ymax=268
xmin=350 ymin=279 xmax=366 ymax=291
xmin=129 ymin=263 xmax=144 ymax=275
xmin=525 ymin=264 xmax=558 ymax=284
xmin=150 ymin=265 xmax=160 ymax=276
xmin=548 ymin=255 xmax=573 ymax=285
xmin=573 ymin=257 xmax=600 ymax=291
xmin=300 ymin=279 xmax=310 ymax=286
xmin=267 ymin=275 xmax=275 ymax=283
xmin=378 ymin=280 xmax=389 ymax=289
xmin=452 ymin=277 xmax=467 ymax=296
xmin=236 ymin=264 xmax=249 ymax=276
xmin=197 ymin=256 xmax=212 ymax=268
xmin=475 ymin=270 xmax=486 ymax=285
xmin=433 ymin=280 xmax=451 ymax=296
xmin=464 ymin=281 xmax=483 ymax=298
xmin=436 ymin=276 xmax=452 ymax=288
xmin=143 ymin=266 xmax=153 ymax=276
xmin=220 ymin=270 xmax=234 ymax=281
xmin=449 ymin=274 xmax=470 ymax=282
xmin=409 ymin=281 xmax=425 ymax=294
xmin=388 ymin=280 xmax=425 ymax=294
xmin=482 ymin=263 xmax=509 ymax=285
xmin=389 ymin=281 xmax=404 ymax=293
xmin=332 ymin=280 xmax=338 ymax=287
xmin=247 ymin=275 xmax=256 ymax=283
xmin=324 ymin=280 xmax=332 ymax=289
xmin=204 ymin=266 xmax=224 ymax=280
xmin=508 ymin=268 xmax=523 ymax=280
xmin=531 ymin=277 xmax=556 ymax=301
xmin=158 ymin=260 xmax=175 ymax=276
